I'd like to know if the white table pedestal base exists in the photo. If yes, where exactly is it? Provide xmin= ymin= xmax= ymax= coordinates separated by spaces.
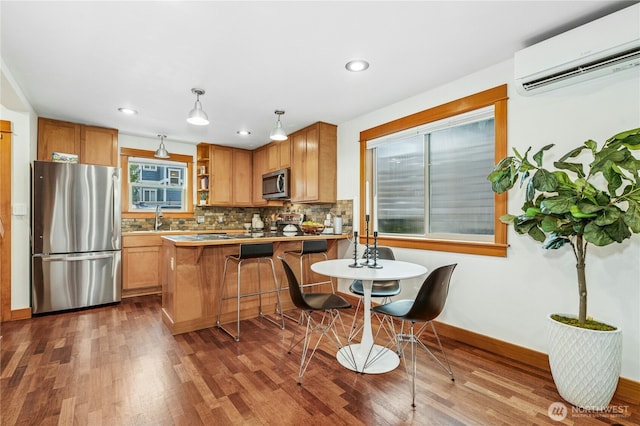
xmin=337 ymin=343 xmax=400 ymax=374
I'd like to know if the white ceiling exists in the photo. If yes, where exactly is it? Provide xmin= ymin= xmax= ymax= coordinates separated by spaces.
xmin=1 ymin=1 xmax=634 ymax=149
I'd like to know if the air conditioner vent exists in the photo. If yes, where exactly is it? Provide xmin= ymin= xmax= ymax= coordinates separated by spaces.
xmin=521 ymin=48 xmax=640 ymax=93
xmin=514 ymin=3 xmax=640 ymax=95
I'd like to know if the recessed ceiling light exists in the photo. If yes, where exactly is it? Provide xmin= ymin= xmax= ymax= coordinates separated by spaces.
xmin=118 ymin=107 xmax=138 ymax=115
xmin=237 ymin=130 xmax=251 ymax=136
xmin=345 ymin=59 xmax=370 ymax=72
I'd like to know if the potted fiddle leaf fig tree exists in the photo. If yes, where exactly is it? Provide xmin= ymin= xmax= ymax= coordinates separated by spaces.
xmin=487 ymin=128 xmax=640 ymax=409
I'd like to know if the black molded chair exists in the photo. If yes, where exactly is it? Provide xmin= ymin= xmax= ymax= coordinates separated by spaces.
xmin=280 ymin=240 xmax=334 ymax=323
xmin=216 ymin=243 xmax=285 ymax=341
xmin=372 ymin=263 xmax=457 ymax=407
xmin=348 ymin=247 xmax=400 ymax=341
xmin=279 ymin=257 xmax=352 ymax=385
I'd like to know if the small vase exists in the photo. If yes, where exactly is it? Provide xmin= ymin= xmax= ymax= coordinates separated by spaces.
xmin=251 ymin=213 xmax=264 ymax=230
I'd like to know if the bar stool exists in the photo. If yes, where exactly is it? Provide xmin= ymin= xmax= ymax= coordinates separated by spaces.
xmin=280 ymin=240 xmax=334 ymax=322
xmin=216 ymin=242 xmax=285 ymax=341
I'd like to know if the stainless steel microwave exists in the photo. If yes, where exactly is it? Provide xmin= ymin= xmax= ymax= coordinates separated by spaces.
xmin=262 ymin=168 xmax=290 ymax=199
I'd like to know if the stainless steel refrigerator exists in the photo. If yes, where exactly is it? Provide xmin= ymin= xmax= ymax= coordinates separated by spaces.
xmin=31 ymin=161 xmax=122 ymax=314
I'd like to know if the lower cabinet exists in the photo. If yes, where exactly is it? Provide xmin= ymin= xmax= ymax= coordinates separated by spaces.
xmin=122 ymin=234 xmax=162 ymax=297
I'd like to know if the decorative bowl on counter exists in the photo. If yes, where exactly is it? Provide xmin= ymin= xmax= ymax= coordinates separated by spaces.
xmin=300 ymin=223 xmax=325 ymax=235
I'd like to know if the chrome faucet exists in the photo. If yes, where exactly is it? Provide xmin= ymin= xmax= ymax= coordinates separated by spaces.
xmin=154 ymin=205 xmax=163 ymax=230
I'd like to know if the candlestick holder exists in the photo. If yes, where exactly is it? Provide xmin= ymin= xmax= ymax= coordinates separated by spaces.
xmin=368 ymin=231 xmax=383 ymax=269
xmin=364 ymin=214 xmax=372 ymax=265
xmin=348 ymin=231 xmax=363 ymax=268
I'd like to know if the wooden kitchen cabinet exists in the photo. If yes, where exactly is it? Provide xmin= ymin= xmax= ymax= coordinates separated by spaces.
xmin=80 ymin=125 xmax=118 ymax=166
xmin=266 ymin=139 xmax=290 ymax=171
xmin=233 ymin=148 xmax=253 ymax=206
xmin=198 ymin=143 xmax=252 ymax=206
xmin=209 ymin=144 xmax=233 ymax=204
xmin=122 ymin=233 xmax=163 ymax=297
xmin=37 ymin=117 xmax=118 ymax=166
xmin=252 ymin=146 xmax=267 ymax=205
xmin=290 ymin=122 xmax=336 ymax=203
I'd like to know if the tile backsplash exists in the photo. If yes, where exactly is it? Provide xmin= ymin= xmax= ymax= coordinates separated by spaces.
xmin=122 ymin=199 xmax=355 ymax=233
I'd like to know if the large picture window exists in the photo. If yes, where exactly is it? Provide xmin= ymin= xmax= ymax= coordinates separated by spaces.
xmin=371 ymin=108 xmax=495 ymax=241
xmin=360 ymin=85 xmax=508 ymax=256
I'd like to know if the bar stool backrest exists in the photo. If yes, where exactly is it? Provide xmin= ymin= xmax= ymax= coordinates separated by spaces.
xmin=301 ymin=240 xmax=328 ymax=254
xmin=363 ymin=246 xmax=395 ymax=261
xmin=239 ymin=242 xmax=274 ymax=259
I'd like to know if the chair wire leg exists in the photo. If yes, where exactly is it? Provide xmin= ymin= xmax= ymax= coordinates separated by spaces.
xmin=258 ymin=258 xmax=285 ymax=330
xmin=289 ymin=309 xmax=352 ymax=384
xmin=414 ymin=322 xmax=455 ymax=380
xmin=216 ymin=257 xmax=229 ymax=328
xmin=217 ymin=257 xmax=242 ymax=341
xmin=348 ymin=297 xmax=363 ymax=342
xmin=410 ymin=322 xmax=417 ymax=408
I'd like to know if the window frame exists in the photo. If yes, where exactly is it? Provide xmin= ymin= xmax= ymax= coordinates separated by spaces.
xmin=120 ymin=148 xmax=194 ymax=219
xmin=359 ymin=85 xmax=508 ymax=257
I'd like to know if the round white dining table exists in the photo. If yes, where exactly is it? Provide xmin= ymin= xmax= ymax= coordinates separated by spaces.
xmin=311 ymin=258 xmax=428 ymax=374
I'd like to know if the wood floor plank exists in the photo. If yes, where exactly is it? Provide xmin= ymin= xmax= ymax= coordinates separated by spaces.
xmin=2 ymin=295 xmax=639 ymax=425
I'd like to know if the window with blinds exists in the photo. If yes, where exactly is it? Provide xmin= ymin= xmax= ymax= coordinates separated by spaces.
xmin=370 ymin=107 xmax=495 ymax=242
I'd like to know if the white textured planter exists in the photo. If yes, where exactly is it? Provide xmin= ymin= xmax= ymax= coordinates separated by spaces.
xmin=547 ymin=314 xmax=622 ymax=410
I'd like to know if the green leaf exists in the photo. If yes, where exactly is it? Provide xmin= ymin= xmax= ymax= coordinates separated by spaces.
xmin=552 ymin=171 xmax=577 ymax=192
xmin=593 ymin=206 xmax=621 ymax=226
xmin=543 ymin=236 xmax=570 ymax=250
xmin=540 ymin=195 xmax=577 ymax=214
xmin=584 ymin=139 xmax=598 ymax=152
xmin=526 ymin=178 xmax=535 ymax=202
xmin=499 ymin=214 xmax=516 ymax=224
xmin=577 ymin=202 xmax=603 ymax=214
xmin=519 ymin=169 xmax=530 ymax=189
xmin=583 ymin=222 xmax=615 ymax=246
xmin=554 ymin=161 xmax=585 ymax=178
xmin=532 ymin=144 xmax=554 ymax=167
xmin=488 ymin=157 xmax=519 ymax=193
xmin=528 ymin=225 xmax=546 ymax=242
xmin=623 ymin=201 xmax=640 ymax=233
xmin=540 ymin=215 xmax=561 ymax=232
xmin=603 ymin=161 xmax=624 ymax=194
xmin=590 ymin=145 xmax=628 ymax=175
xmin=608 ymin=128 xmax=640 ymax=148
xmin=532 ymin=169 xmax=558 ymax=192
xmin=559 ymin=145 xmax=588 ymax=161
xmin=604 ymin=218 xmax=632 ymax=243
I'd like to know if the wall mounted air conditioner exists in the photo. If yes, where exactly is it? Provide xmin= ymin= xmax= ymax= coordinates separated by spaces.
xmin=514 ymin=3 xmax=640 ymax=95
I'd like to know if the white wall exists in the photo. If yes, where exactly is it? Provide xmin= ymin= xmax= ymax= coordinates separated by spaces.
xmin=119 ymin=133 xmax=196 ymax=157
xmin=118 ymin=133 xmax=198 ymax=202
xmin=336 ymin=59 xmax=640 ymax=381
xmin=0 ymin=105 xmax=37 ymax=311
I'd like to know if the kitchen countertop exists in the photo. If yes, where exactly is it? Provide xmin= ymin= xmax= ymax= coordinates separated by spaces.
xmin=161 ymin=231 xmax=347 ymax=246
xmin=123 ymin=229 xmax=237 ymax=236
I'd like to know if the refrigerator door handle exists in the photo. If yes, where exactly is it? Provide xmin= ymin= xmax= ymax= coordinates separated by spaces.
xmin=36 ymin=253 xmax=114 ymax=262
xmin=111 ymin=171 xmax=121 ymax=249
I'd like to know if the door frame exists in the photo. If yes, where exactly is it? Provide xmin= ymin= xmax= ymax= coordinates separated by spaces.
xmin=0 ymin=120 xmax=12 ymax=322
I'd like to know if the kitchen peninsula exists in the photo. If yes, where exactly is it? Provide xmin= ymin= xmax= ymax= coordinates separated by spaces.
xmin=161 ymin=232 xmax=347 ymax=334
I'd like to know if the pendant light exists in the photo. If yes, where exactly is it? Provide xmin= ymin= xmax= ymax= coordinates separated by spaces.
xmin=269 ymin=110 xmax=288 ymax=141
xmin=154 ymin=134 xmax=170 ymax=159
xmin=187 ymin=88 xmax=209 ymax=125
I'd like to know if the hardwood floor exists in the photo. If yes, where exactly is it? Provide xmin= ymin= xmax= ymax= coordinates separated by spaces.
xmin=1 ymin=296 xmax=637 ymax=425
